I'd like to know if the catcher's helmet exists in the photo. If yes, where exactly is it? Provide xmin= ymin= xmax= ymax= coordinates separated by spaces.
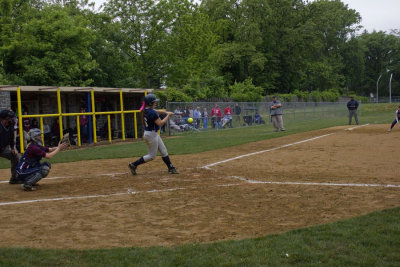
xmin=0 ymin=109 xmax=15 ymax=119
xmin=29 ymin=128 xmax=43 ymax=145
xmin=144 ymin=94 xmax=159 ymax=106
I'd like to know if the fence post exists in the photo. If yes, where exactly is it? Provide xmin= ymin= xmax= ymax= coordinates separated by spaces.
xmin=17 ymin=86 xmax=24 ymax=153
xmin=120 ymin=89 xmax=126 ymax=141
xmin=90 ymin=89 xmax=97 ymax=143
xmin=57 ymin=88 xmax=64 ymax=142
xmin=76 ymin=115 xmax=81 ymax=146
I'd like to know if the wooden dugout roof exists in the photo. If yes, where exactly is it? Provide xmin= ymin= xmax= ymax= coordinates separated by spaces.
xmin=0 ymin=85 xmax=153 ymax=93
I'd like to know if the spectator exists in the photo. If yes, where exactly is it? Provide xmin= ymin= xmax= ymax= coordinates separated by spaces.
xmin=188 ymin=106 xmax=194 ymax=119
xmin=211 ymin=104 xmax=222 ymax=129
xmin=222 ymin=113 xmax=232 ymax=128
xmin=0 ymin=110 xmax=20 ymax=184
xmin=31 ymin=118 xmax=39 ymax=129
xmin=202 ymin=107 xmax=209 ymax=129
xmin=22 ymin=111 xmax=31 ymax=132
xmin=79 ymin=107 xmax=89 ymax=142
xmin=254 ymin=112 xmax=262 ymax=124
xmin=174 ymin=107 xmax=182 ymax=115
xmin=234 ymin=103 xmax=242 ymax=127
xmin=223 ymin=105 xmax=233 ymax=128
xmin=347 ymin=96 xmax=359 ymax=125
xmin=182 ymin=107 xmax=189 ymax=123
xmin=43 ymin=119 xmax=52 ymax=145
xmin=193 ymin=106 xmax=201 ymax=129
xmin=51 ymin=118 xmax=61 ymax=145
xmin=270 ymin=96 xmax=285 ymax=132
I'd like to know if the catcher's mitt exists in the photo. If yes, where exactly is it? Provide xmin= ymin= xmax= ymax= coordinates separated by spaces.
xmin=61 ymin=133 xmax=71 ymax=146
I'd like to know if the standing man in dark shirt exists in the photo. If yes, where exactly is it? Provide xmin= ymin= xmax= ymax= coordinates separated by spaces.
xmin=0 ymin=110 xmax=20 ymax=184
xmin=347 ymin=96 xmax=359 ymax=125
xmin=234 ymin=103 xmax=242 ymax=127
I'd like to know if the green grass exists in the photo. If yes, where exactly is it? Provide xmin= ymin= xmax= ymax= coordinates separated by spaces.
xmin=1 ymin=103 xmax=399 ymax=266
xmin=1 ymin=207 xmax=400 ymax=266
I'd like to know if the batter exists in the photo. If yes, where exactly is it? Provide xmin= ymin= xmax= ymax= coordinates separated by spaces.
xmin=129 ymin=94 xmax=178 ymax=175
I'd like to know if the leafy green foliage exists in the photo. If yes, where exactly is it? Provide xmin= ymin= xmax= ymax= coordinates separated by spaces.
xmin=229 ymin=78 xmax=263 ymax=102
xmin=0 ymin=0 xmax=399 ymax=98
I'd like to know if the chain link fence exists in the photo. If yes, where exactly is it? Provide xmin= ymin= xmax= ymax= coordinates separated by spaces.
xmin=165 ymin=101 xmax=357 ymax=134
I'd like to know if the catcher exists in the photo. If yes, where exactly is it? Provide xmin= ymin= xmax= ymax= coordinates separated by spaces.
xmin=16 ymin=128 xmax=68 ymax=191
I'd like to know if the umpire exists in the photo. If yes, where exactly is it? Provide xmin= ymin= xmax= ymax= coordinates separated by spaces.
xmin=0 ymin=109 xmax=20 ymax=184
xmin=347 ymin=96 xmax=359 ymax=125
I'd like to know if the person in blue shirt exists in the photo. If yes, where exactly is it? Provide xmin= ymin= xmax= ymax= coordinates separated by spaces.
xmin=129 ymin=94 xmax=178 ymax=175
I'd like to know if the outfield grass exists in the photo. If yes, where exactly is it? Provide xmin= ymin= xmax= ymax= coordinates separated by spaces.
xmin=0 ymin=207 xmax=399 ymax=266
xmin=0 ymin=103 xmax=399 ymax=266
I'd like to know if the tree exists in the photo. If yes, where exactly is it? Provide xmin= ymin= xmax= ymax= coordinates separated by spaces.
xmin=1 ymin=3 xmax=97 ymax=86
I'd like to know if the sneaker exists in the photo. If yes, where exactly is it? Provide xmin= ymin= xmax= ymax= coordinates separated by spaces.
xmin=168 ymin=168 xmax=179 ymax=174
xmin=128 ymin=163 xmax=137 ymax=175
xmin=9 ymin=179 xmax=23 ymax=184
xmin=388 ymin=128 xmax=392 ymax=132
xmin=281 ymin=129 xmax=286 ymax=131
xmin=22 ymin=184 xmax=36 ymax=191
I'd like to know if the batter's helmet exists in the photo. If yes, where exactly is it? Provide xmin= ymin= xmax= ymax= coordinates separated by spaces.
xmin=144 ymin=94 xmax=159 ymax=106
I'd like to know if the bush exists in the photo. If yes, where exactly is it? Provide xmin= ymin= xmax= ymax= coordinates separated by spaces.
xmin=230 ymin=78 xmax=263 ymax=102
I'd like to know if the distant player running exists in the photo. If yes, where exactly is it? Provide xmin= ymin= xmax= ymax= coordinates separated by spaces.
xmin=129 ymin=94 xmax=179 ymax=175
xmin=388 ymin=105 xmax=400 ymax=132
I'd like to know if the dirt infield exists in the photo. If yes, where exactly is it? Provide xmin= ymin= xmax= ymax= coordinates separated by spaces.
xmin=0 ymin=124 xmax=399 ymax=249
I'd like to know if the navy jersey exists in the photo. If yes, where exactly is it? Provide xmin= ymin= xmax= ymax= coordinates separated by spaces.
xmin=17 ymin=144 xmax=49 ymax=170
xmin=144 ymin=108 xmax=160 ymax=131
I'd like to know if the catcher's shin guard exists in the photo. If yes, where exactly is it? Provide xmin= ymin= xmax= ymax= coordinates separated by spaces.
xmin=40 ymin=163 xmax=51 ymax=178
xmin=24 ymin=172 xmax=44 ymax=186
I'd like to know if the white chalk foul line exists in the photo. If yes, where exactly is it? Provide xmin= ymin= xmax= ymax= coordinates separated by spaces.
xmin=0 ymin=187 xmax=186 ymax=206
xmin=345 ymin=123 xmax=370 ymax=131
xmin=0 ymin=172 xmax=129 ymax=184
xmin=229 ymin=176 xmax=400 ymax=188
xmin=202 ymin=133 xmax=334 ymax=169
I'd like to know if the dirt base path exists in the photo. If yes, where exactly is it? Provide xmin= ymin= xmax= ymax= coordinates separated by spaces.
xmin=0 ymin=124 xmax=399 ymax=249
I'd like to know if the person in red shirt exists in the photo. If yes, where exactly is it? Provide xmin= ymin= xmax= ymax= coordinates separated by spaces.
xmin=211 ymin=104 xmax=222 ymax=129
xmin=223 ymin=105 xmax=233 ymax=128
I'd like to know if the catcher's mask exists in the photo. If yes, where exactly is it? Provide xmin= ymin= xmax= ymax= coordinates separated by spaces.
xmin=144 ymin=94 xmax=159 ymax=106
xmin=29 ymin=128 xmax=43 ymax=145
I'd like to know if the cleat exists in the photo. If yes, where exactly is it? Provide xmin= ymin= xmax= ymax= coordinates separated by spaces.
xmin=22 ymin=184 xmax=36 ymax=191
xmin=168 ymin=168 xmax=179 ymax=174
xmin=129 ymin=163 xmax=137 ymax=175
xmin=388 ymin=128 xmax=392 ymax=132
xmin=9 ymin=179 xmax=23 ymax=184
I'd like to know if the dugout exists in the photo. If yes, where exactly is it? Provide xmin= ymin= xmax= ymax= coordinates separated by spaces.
xmin=0 ymin=85 xmax=152 ymax=152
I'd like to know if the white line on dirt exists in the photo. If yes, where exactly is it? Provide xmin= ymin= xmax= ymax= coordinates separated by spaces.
xmin=345 ymin=123 xmax=370 ymax=131
xmin=229 ymin=175 xmax=400 ymax=188
xmin=0 ymin=187 xmax=186 ymax=206
xmin=0 ymin=172 xmax=129 ymax=184
xmin=202 ymin=133 xmax=334 ymax=169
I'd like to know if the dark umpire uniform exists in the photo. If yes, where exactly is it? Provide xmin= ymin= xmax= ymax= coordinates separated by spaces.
xmin=347 ymin=96 xmax=359 ymax=125
xmin=0 ymin=110 xmax=20 ymax=184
